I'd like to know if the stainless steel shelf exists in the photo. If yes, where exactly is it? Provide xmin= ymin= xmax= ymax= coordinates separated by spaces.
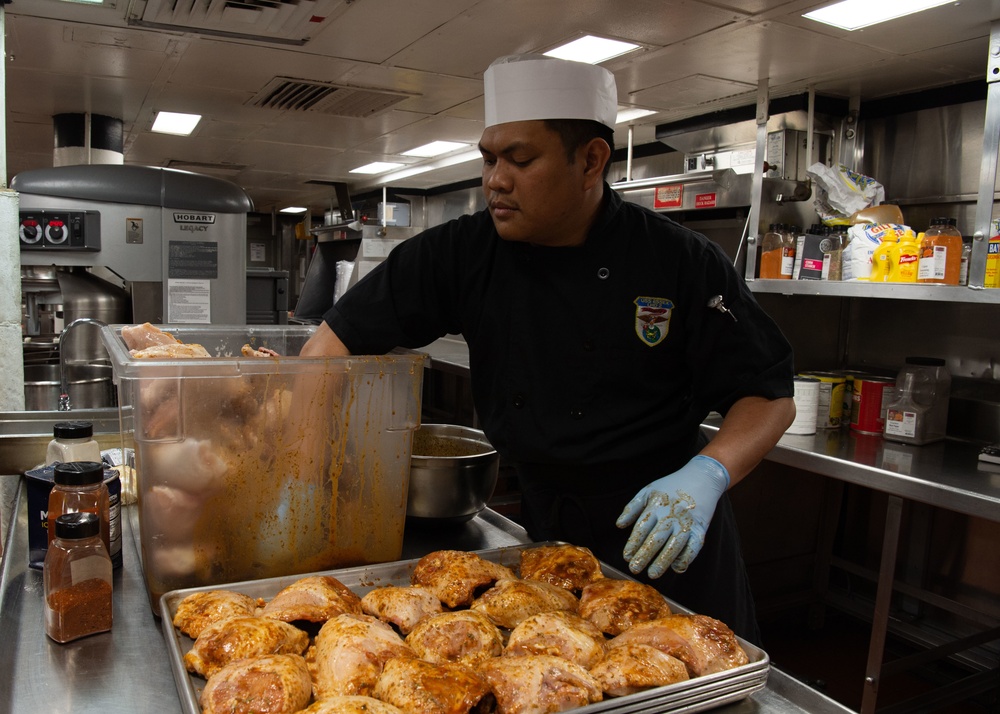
xmin=748 ymin=279 xmax=1000 ymax=304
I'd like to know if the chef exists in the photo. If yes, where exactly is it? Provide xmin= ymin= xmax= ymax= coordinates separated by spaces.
xmin=301 ymin=54 xmax=795 ymax=643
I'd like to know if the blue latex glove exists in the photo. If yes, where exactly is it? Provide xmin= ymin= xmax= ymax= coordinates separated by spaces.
xmin=616 ymin=455 xmax=730 ymax=578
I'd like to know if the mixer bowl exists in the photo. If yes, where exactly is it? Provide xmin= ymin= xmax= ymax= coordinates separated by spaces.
xmin=407 ymin=424 xmax=499 ymax=524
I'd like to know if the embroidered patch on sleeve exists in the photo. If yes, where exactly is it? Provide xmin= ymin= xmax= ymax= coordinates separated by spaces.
xmin=634 ymin=296 xmax=674 ymax=346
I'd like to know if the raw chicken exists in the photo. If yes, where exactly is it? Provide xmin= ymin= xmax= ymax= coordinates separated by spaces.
xmin=519 ymin=544 xmax=604 ymax=592
xmin=242 ymin=344 xmax=281 ymax=358
xmin=260 ymin=575 xmax=363 ymax=623
xmin=121 ymin=322 xmax=181 ymax=351
xmin=606 ymin=614 xmax=748 ymax=677
xmin=306 ymin=613 xmax=415 ymax=699
xmin=373 ymin=657 xmax=493 ymax=714
xmin=172 ymin=589 xmax=261 ymax=639
xmin=300 ymin=695 xmax=405 ymax=714
xmin=405 ymin=610 xmax=504 ymax=667
xmin=411 ymin=550 xmax=516 ymax=608
xmin=480 ymin=654 xmax=603 ymax=714
xmin=578 ymin=578 xmax=672 ymax=636
xmin=589 ymin=643 xmax=689 ymax=696
xmin=361 ymin=585 xmax=444 ymax=634
xmin=505 ymin=611 xmax=607 ymax=669
xmin=184 ymin=615 xmax=309 ymax=678
xmin=200 ymin=653 xmax=312 ymax=714
xmin=471 ymin=578 xmax=579 ymax=629
xmin=130 ymin=342 xmax=211 ymax=359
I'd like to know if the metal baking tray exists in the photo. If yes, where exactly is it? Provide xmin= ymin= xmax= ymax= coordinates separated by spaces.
xmin=160 ymin=543 xmax=769 ymax=714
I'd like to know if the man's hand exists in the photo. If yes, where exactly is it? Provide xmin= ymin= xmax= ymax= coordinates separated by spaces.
xmin=616 ymin=455 xmax=730 ymax=578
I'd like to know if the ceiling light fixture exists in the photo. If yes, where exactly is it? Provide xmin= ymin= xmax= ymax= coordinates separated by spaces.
xmin=375 ymin=150 xmax=482 ymax=185
xmin=350 ymin=161 xmax=405 ymax=175
xmin=151 ymin=111 xmax=202 ymax=136
xmin=57 ymin=0 xmax=107 ymax=4
xmin=803 ymin=0 xmax=953 ymax=31
xmin=279 ymin=206 xmax=308 ymax=214
xmin=616 ymin=108 xmax=656 ymax=124
xmin=402 ymin=141 xmax=469 ymax=158
xmin=544 ymin=35 xmax=641 ymax=64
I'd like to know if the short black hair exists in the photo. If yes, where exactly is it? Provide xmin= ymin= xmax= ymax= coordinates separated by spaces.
xmin=543 ymin=119 xmax=615 ymax=179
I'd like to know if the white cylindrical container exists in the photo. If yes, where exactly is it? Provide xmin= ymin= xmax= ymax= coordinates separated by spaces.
xmin=787 ymin=377 xmax=820 ymax=435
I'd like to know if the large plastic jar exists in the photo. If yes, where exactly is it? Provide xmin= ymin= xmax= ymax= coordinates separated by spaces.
xmin=46 ymin=421 xmax=101 ymax=465
xmin=917 ymin=218 xmax=963 ymax=285
xmin=47 ymin=461 xmax=111 ymax=559
xmin=883 ymin=357 xmax=951 ymax=445
xmin=44 ymin=512 xmax=113 ymax=643
xmin=760 ymin=224 xmax=795 ymax=279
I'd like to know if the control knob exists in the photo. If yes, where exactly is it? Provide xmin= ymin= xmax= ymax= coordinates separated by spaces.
xmin=45 ymin=219 xmax=69 ymax=245
xmin=19 ymin=218 xmax=43 ymax=245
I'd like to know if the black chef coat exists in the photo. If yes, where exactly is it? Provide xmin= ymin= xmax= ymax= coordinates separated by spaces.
xmin=326 ymin=186 xmax=794 ymax=643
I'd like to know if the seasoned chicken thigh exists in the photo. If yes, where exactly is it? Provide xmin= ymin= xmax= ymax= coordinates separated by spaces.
xmin=578 ymin=579 xmax=672 ymax=636
xmin=200 ymin=653 xmax=312 ymax=714
xmin=172 ymin=589 xmax=261 ymax=638
xmin=480 ymin=654 xmax=603 ymax=714
xmin=471 ymin=579 xmax=579 ymax=629
xmin=607 ymin=614 xmax=748 ymax=677
xmin=184 ymin=615 xmax=309 ymax=678
xmin=374 ymin=657 xmax=493 ymax=714
xmin=505 ymin=611 xmax=607 ymax=668
xmin=589 ymin=643 xmax=689 ymax=696
xmin=306 ymin=613 xmax=415 ymax=698
xmin=411 ymin=550 xmax=516 ymax=608
xmin=300 ymin=695 xmax=405 ymax=714
xmin=519 ymin=544 xmax=604 ymax=592
xmin=406 ymin=610 xmax=504 ymax=667
xmin=361 ymin=585 xmax=444 ymax=634
xmin=260 ymin=575 xmax=363 ymax=623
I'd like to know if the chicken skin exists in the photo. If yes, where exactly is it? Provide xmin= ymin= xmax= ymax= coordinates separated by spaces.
xmin=589 ymin=643 xmax=689 ymax=696
xmin=405 ymin=610 xmax=504 ymax=667
xmin=471 ymin=579 xmax=579 ymax=629
xmin=480 ymin=654 xmax=603 ymax=714
xmin=307 ymin=613 xmax=415 ymax=699
xmin=607 ymin=614 xmax=748 ymax=677
xmin=519 ymin=545 xmax=604 ymax=592
xmin=300 ymin=695 xmax=405 ymax=714
xmin=200 ymin=653 xmax=312 ymax=714
xmin=411 ymin=550 xmax=516 ymax=608
xmin=361 ymin=585 xmax=444 ymax=635
xmin=578 ymin=579 xmax=672 ymax=636
xmin=374 ymin=657 xmax=493 ymax=714
xmin=172 ymin=589 xmax=261 ymax=639
xmin=184 ymin=616 xmax=309 ymax=679
xmin=505 ymin=611 xmax=607 ymax=669
xmin=260 ymin=575 xmax=363 ymax=623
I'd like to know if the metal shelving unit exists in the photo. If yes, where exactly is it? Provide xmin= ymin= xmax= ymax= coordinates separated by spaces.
xmin=748 ymin=279 xmax=1000 ymax=304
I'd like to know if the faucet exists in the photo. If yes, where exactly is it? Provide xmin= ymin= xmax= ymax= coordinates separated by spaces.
xmin=58 ymin=317 xmax=108 ymax=411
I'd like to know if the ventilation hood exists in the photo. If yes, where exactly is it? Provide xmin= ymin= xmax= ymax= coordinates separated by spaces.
xmin=248 ymin=77 xmax=416 ymax=118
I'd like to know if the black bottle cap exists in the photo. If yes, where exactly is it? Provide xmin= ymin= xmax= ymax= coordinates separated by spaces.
xmin=53 ymin=421 xmax=94 ymax=439
xmin=929 ymin=217 xmax=957 ymax=227
xmin=53 ymin=461 xmax=104 ymax=486
xmin=54 ymin=512 xmax=100 ymax=539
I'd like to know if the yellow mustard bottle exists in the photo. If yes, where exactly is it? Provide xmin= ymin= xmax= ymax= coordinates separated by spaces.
xmin=869 ymin=225 xmax=900 ymax=282
xmin=891 ymin=230 xmax=921 ymax=282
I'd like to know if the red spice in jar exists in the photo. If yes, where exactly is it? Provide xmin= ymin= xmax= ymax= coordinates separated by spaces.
xmin=46 ymin=577 xmax=113 ymax=643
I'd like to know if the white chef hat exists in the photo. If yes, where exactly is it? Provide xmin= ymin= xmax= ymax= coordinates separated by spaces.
xmin=484 ymin=54 xmax=618 ymax=129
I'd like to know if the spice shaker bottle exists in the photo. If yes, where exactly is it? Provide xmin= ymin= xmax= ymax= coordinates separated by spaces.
xmin=48 ymin=462 xmax=111 ymax=558
xmin=44 ymin=512 xmax=113 ymax=643
xmin=46 ymin=421 xmax=101 ymax=465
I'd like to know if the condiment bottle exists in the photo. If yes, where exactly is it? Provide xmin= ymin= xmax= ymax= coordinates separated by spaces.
xmin=891 ymin=230 xmax=921 ymax=282
xmin=760 ymin=223 xmax=794 ymax=279
xmin=883 ymin=357 xmax=951 ymax=445
xmin=869 ymin=226 xmax=900 ymax=282
xmin=917 ymin=217 xmax=963 ymax=285
xmin=48 ymin=462 xmax=111 ymax=560
xmin=44 ymin=512 xmax=113 ymax=643
xmin=46 ymin=421 xmax=101 ymax=465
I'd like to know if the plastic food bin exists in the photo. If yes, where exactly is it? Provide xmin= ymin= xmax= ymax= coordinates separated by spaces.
xmin=101 ymin=324 xmax=425 ymax=610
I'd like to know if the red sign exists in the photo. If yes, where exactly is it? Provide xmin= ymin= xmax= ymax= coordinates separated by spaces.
xmin=694 ymin=192 xmax=717 ymax=208
xmin=653 ymin=184 xmax=683 ymax=209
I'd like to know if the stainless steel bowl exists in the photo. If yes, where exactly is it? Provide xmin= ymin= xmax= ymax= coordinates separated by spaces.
xmin=407 ymin=424 xmax=499 ymax=524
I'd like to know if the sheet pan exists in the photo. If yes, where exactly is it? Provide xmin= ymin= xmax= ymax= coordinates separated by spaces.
xmin=160 ymin=543 xmax=768 ymax=714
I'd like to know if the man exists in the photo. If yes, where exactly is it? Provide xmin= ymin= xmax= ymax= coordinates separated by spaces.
xmin=301 ymin=55 xmax=795 ymax=643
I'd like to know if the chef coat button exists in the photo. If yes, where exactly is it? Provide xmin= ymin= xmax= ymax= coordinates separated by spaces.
xmin=569 ymin=408 xmax=584 ymax=419
xmin=597 ymin=267 xmax=610 ymax=280
xmin=513 ymin=394 xmax=526 ymax=408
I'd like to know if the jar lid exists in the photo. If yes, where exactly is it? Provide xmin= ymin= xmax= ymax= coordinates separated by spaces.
xmin=905 ymin=356 xmax=946 ymax=367
xmin=930 ymin=217 xmax=957 ymax=227
xmin=53 ymin=421 xmax=94 ymax=439
xmin=54 ymin=511 xmax=100 ymax=539
xmin=53 ymin=461 xmax=104 ymax=485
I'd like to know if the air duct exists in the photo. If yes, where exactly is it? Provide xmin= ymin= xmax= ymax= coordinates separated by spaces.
xmin=53 ymin=113 xmax=123 ymax=166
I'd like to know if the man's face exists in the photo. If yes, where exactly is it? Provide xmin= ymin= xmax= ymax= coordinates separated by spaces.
xmin=479 ymin=121 xmax=591 ymax=247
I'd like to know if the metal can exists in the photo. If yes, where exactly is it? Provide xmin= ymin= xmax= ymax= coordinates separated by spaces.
xmin=787 ymin=377 xmax=820 ymax=435
xmin=850 ymin=376 xmax=896 ymax=435
xmin=798 ymin=372 xmax=846 ymax=428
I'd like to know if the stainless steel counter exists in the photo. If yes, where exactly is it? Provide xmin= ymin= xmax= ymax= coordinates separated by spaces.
xmin=0 ymin=475 xmax=850 ymax=714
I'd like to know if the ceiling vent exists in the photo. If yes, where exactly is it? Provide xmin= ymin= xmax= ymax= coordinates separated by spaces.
xmin=128 ymin=0 xmax=349 ymax=46
xmin=249 ymin=77 xmax=415 ymax=118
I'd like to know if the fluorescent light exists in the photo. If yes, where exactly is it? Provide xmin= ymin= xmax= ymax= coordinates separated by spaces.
xmin=151 ymin=111 xmax=201 ymax=136
xmin=803 ymin=0 xmax=953 ymax=31
xmin=616 ymin=108 xmax=656 ymax=124
xmin=280 ymin=206 xmax=308 ymax=214
xmin=58 ymin=0 xmax=106 ymax=4
xmin=544 ymin=35 xmax=640 ymax=64
xmin=350 ymin=161 xmax=405 ymax=174
xmin=374 ymin=150 xmax=482 ymax=185
xmin=402 ymin=141 xmax=469 ymax=158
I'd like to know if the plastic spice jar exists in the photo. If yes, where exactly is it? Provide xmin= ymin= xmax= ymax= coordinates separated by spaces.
xmin=883 ymin=357 xmax=951 ymax=445
xmin=44 ymin=512 xmax=113 ymax=643
xmin=46 ymin=421 xmax=101 ymax=466
xmin=917 ymin=217 xmax=963 ymax=285
xmin=48 ymin=461 xmax=111 ymax=560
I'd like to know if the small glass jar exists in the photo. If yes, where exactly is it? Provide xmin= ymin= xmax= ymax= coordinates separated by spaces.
xmin=46 ymin=421 xmax=101 ymax=466
xmin=48 ymin=462 xmax=111 ymax=560
xmin=44 ymin=512 xmax=113 ymax=643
